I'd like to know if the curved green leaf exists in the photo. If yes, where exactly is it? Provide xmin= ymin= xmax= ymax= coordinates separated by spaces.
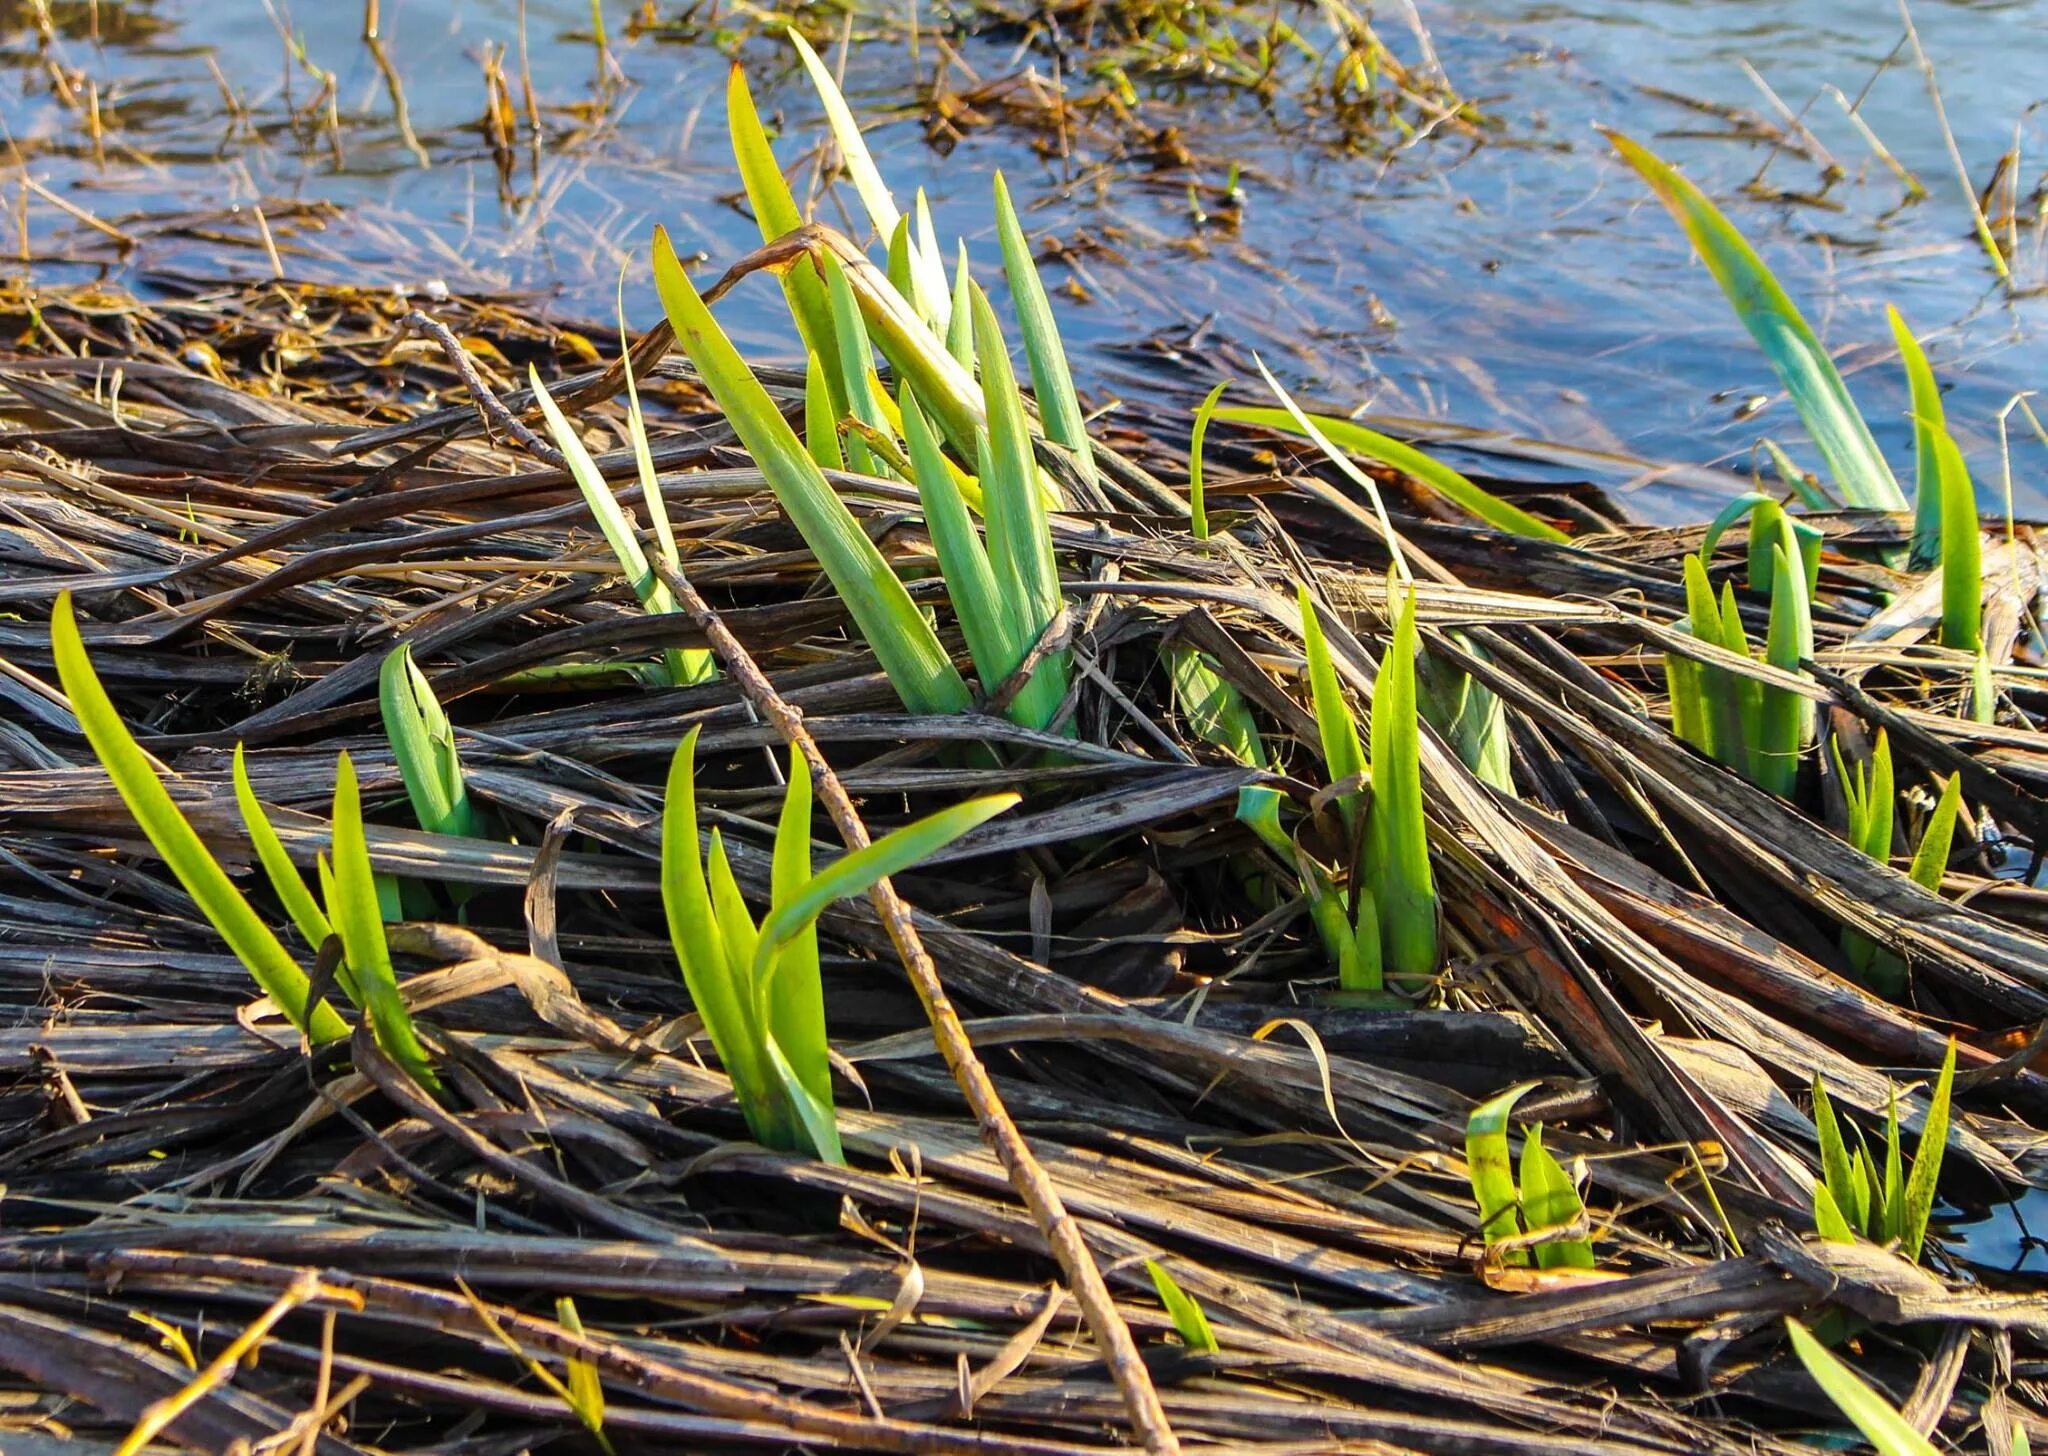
xmin=1364 ymin=587 xmax=1438 ymax=977
xmin=329 ymin=752 xmax=439 ymax=1090
xmin=1466 ymin=1081 xmax=1538 ymax=1263
xmin=51 ymin=593 xmax=346 ymax=1043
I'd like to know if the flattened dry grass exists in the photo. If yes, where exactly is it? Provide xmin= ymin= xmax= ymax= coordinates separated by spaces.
xmin=0 ymin=277 xmax=2045 ymax=1456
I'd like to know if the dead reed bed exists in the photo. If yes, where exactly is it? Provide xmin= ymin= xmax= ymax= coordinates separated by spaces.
xmin=0 ymin=274 xmax=2044 ymax=1456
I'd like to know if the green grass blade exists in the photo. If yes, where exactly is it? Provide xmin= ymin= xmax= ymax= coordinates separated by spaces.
xmin=1785 ymin=1319 xmax=1941 ymax=1456
xmin=1908 ymin=775 xmax=1963 ymax=892
xmin=764 ymin=1032 xmax=844 ymax=1164
xmin=752 ymin=792 xmax=1019 ymax=977
xmin=914 ymin=190 xmax=950 ymax=334
xmin=661 ymin=729 xmax=775 ymax=1134
xmin=902 ymin=385 xmax=1016 ymax=700
xmin=1812 ymin=1182 xmax=1857 ymax=1244
xmin=969 ymin=281 xmax=1068 ymax=731
xmin=1719 ymin=578 xmax=1765 ymax=776
xmin=378 ymin=645 xmax=476 ymax=839
xmin=993 ymin=171 xmax=1096 ymax=490
xmin=1899 ymin=1040 xmax=1956 ymax=1263
xmin=1754 ymin=544 xmax=1810 ymax=798
xmin=1812 ymin=1076 xmax=1864 ymax=1237
xmin=1297 ymin=584 xmax=1367 ymax=833
xmin=767 ymin=747 xmax=831 ymax=1117
xmin=530 ymin=368 xmax=662 ymax=605
xmin=1934 ymin=424 xmax=1983 ymax=654
xmin=823 ymin=252 xmax=894 ymax=478
xmin=1168 ymin=646 xmax=1267 ymax=769
xmin=1143 ymin=1260 xmax=1220 ymax=1354
xmin=51 ymin=593 xmax=346 ymax=1044
xmin=1518 ymin=1125 xmax=1595 ymax=1269
xmin=1889 ymin=306 xmax=1947 ymax=570
xmin=329 ymin=752 xmax=439 ymax=1091
xmin=1878 ymin=1085 xmax=1906 ymax=1246
xmin=1216 ymin=406 xmax=1568 ymax=543
xmin=1247 ymin=363 xmax=1413 ymax=582
xmin=652 ymin=227 xmax=970 ymax=716
xmin=1364 ymin=587 xmax=1438 ymax=977
xmin=727 ymin=63 xmax=845 ymax=425
xmin=232 ymin=743 xmax=335 ymax=962
xmin=1607 ymin=132 xmax=1906 ymax=512
xmin=1466 ymin=1081 xmax=1537 ymax=1264
xmin=945 ymin=243 xmax=975 ymax=370
xmin=1188 ymin=380 xmax=1230 ymax=541
xmin=804 ymin=351 xmax=844 ymax=471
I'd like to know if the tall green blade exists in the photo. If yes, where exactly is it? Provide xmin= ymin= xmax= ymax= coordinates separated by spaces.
xmin=661 ymin=728 xmax=772 ymax=1125
xmin=50 ymin=593 xmax=346 ymax=1044
xmin=1297 ymin=583 xmax=1367 ymax=836
xmin=1888 ymin=306 xmax=1947 ymax=569
xmin=1898 ymin=1040 xmax=1956 ymax=1263
xmin=1216 ymin=406 xmax=1567 ymax=542
xmin=1188 ymin=380 xmax=1230 ymax=541
xmin=1364 ymin=588 xmax=1438 ymax=977
xmin=652 ymin=227 xmax=970 ymax=716
xmin=969 ymin=281 xmax=1069 ymax=731
xmin=727 ymin=63 xmax=845 ymax=425
xmin=329 ymin=752 xmax=440 ymax=1091
xmin=902 ymin=385 xmax=1016 ymax=700
xmin=1785 ymin=1320 xmax=1942 ymax=1456
xmin=1812 ymin=1076 xmax=1866 ymax=1236
xmin=1465 ymin=1081 xmax=1537 ymax=1265
xmin=619 ymin=294 xmax=717 ymax=687
xmin=1933 ymin=424 xmax=1983 ymax=655
xmin=822 ymin=252 xmax=894 ymax=479
xmin=232 ymin=743 xmax=337 ymax=966
xmin=1608 ymin=132 xmax=1906 ymax=512
xmin=945 ymin=243 xmax=975 ymax=370
xmin=766 ymin=747 xmax=831 ymax=1116
xmin=804 ymin=351 xmax=844 ymax=471
xmin=993 ymin=171 xmax=1096 ymax=490
xmin=1756 ymin=543 xmax=1811 ymax=798
xmin=752 ymin=792 xmax=1019 ymax=975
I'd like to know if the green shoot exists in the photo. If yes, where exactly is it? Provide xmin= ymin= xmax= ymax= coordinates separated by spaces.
xmin=651 ymin=227 xmax=971 ymax=717
xmin=554 ymin=1297 xmax=612 ymax=1456
xmin=660 ymin=726 xmax=1015 ymax=1160
xmin=1785 ymin=1319 xmax=1940 ymax=1456
xmin=1143 ymin=1260 xmax=1220 ymax=1354
xmin=232 ymin=743 xmax=337 ymax=964
xmin=50 ymin=593 xmax=347 ymax=1044
xmin=1809 ymin=1041 xmax=1955 ymax=1262
xmin=1168 ymin=646 xmax=1267 ymax=769
xmin=379 ymin=645 xmax=478 ymax=839
xmin=325 ymin=752 xmax=440 ymax=1091
xmin=1217 ymin=406 xmax=1567 ymax=542
xmin=1188 ymin=380 xmax=1231 ymax=541
xmin=1907 ymin=775 xmax=1964 ymax=893
xmin=1364 ymin=587 xmax=1438 ymax=979
xmin=1832 ymin=730 xmax=1901 ymax=993
xmin=1931 ymin=422 xmax=1983 ymax=656
xmin=1607 ymin=132 xmax=1906 ymax=513
xmin=1466 ymin=1082 xmax=1595 ymax=1268
xmin=1888 ymin=306 xmax=1946 ymax=569
xmin=993 ymin=172 xmax=1096 ymax=490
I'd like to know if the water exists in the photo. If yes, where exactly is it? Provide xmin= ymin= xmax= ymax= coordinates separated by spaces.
xmin=2 ymin=0 xmax=2043 ymax=518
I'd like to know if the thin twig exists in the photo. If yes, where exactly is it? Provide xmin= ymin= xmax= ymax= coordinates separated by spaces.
xmin=652 ymin=557 xmax=1181 ymax=1456
xmin=397 ymin=310 xmax=564 ymax=466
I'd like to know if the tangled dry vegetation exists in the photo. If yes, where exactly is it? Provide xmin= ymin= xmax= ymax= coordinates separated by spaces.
xmin=1 ymin=273 xmax=2046 ymax=1456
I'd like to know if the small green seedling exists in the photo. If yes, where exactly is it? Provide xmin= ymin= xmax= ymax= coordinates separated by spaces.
xmin=661 ymin=726 xmax=1015 ymax=1161
xmin=1810 ymin=1041 xmax=1956 ymax=1264
xmin=1465 ymin=1082 xmax=1595 ymax=1269
xmin=1143 ymin=1259 xmax=1219 ymax=1354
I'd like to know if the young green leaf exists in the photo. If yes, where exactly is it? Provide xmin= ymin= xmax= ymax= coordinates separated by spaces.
xmin=1169 ymin=646 xmax=1267 ymax=769
xmin=1813 ymin=1076 xmax=1867 ymax=1237
xmin=993 ymin=171 xmax=1096 ymax=490
xmin=1889 ymin=306 xmax=1947 ymax=570
xmin=1908 ymin=775 xmax=1964 ymax=893
xmin=1143 ymin=1259 xmax=1220 ymax=1354
xmin=1188 ymin=380 xmax=1231 ymax=541
xmin=1812 ymin=1181 xmax=1857 ymax=1244
xmin=766 ymin=747 xmax=831 ymax=1120
xmin=1216 ymin=406 xmax=1568 ymax=543
xmin=652 ymin=226 xmax=970 ymax=716
xmin=1364 ymin=587 xmax=1438 ymax=978
xmin=50 ymin=593 xmax=346 ymax=1043
xmin=328 ymin=752 xmax=439 ymax=1091
xmin=1785 ymin=1318 xmax=1941 ymax=1456
xmin=1297 ymin=584 xmax=1367 ymax=834
xmin=1933 ymin=424 xmax=1983 ymax=655
xmin=1518 ymin=1124 xmax=1595 ymax=1269
xmin=1606 ymin=132 xmax=1906 ymax=513
xmin=901 ymin=384 xmax=1015 ymax=702
xmin=378 ymin=644 xmax=477 ymax=840
xmin=1466 ymin=1081 xmax=1539 ymax=1264
xmin=1754 ymin=543 xmax=1812 ymax=799
xmin=1898 ymin=1040 xmax=1956 ymax=1264
xmin=232 ymin=743 xmax=338 ymax=971
xmin=752 ymin=791 xmax=1019 ymax=975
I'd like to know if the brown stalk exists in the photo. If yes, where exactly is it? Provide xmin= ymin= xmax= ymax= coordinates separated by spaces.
xmin=650 ymin=557 xmax=1181 ymax=1456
